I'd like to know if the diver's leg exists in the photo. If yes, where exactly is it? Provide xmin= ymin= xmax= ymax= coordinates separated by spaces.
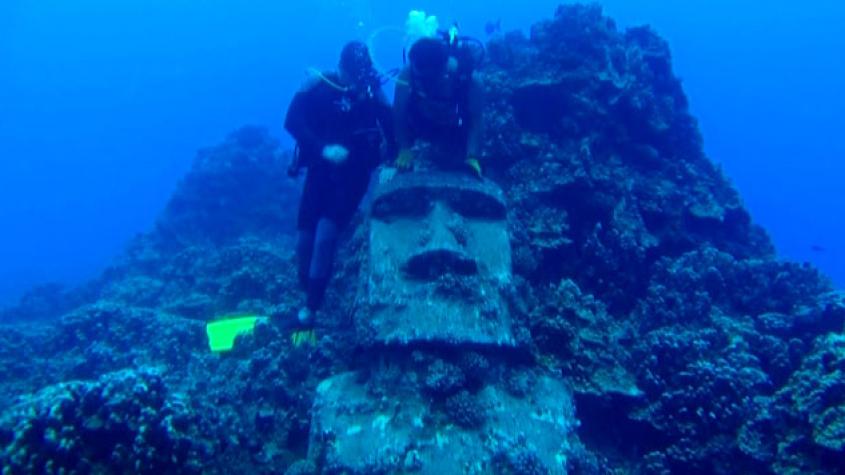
xmin=449 ymin=127 xmax=471 ymax=171
xmin=296 ymin=172 xmax=322 ymax=291
xmin=306 ymin=218 xmax=340 ymax=312
xmin=295 ymin=229 xmax=315 ymax=291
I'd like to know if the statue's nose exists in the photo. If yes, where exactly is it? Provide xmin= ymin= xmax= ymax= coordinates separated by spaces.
xmin=427 ymin=203 xmax=461 ymax=250
xmin=403 ymin=202 xmax=477 ymax=279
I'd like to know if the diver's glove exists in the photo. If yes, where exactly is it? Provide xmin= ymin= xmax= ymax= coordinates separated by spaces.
xmin=395 ymin=148 xmax=414 ymax=170
xmin=465 ymin=157 xmax=483 ymax=178
xmin=322 ymin=144 xmax=350 ymax=164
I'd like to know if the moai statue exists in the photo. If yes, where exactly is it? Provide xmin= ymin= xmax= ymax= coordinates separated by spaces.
xmin=308 ymin=171 xmax=576 ymax=474
xmin=362 ymin=170 xmax=516 ymax=347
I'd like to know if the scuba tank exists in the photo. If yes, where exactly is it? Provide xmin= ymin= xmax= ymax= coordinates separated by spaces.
xmin=403 ymin=24 xmax=485 ymax=81
xmin=443 ymin=23 xmax=486 ymax=78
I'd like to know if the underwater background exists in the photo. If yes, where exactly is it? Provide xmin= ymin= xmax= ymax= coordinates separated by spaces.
xmin=0 ymin=0 xmax=842 ymax=307
xmin=1 ymin=1 xmax=845 ymax=474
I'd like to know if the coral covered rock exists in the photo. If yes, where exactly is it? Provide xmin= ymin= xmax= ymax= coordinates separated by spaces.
xmin=0 ymin=368 xmax=224 ymax=474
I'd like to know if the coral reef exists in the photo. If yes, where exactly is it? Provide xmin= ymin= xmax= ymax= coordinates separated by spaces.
xmin=0 ymin=4 xmax=842 ymax=474
xmin=445 ymin=390 xmax=487 ymax=429
xmin=0 ymin=283 xmax=84 ymax=324
xmin=156 ymin=126 xmax=298 ymax=246
xmin=0 ymin=367 xmax=223 ymax=474
xmin=492 ymin=450 xmax=550 ymax=475
xmin=735 ymin=333 xmax=845 ymax=474
xmin=423 ymin=359 xmax=466 ymax=397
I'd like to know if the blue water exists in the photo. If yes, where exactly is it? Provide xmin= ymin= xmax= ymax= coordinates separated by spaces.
xmin=0 ymin=0 xmax=842 ymax=307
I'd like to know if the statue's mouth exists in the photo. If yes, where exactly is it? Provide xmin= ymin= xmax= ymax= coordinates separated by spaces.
xmin=403 ymin=248 xmax=478 ymax=280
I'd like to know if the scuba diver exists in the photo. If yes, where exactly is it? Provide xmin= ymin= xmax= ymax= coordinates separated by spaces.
xmin=284 ymin=41 xmax=396 ymax=341
xmin=393 ymin=30 xmax=484 ymax=176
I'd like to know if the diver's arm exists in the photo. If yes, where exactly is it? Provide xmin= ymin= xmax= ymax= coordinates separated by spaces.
xmin=375 ymin=89 xmax=398 ymax=162
xmin=284 ymin=84 xmax=325 ymax=163
xmin=393 ymin=68 xmax=414 ymax=151
xmin=466 ymin=74 xmax=484 ymax=159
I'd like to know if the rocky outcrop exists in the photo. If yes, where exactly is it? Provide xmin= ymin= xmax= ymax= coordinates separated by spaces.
xmin=0 ymin=4 xmax=842 ymax=474
xmin=0 ymin=368 xmax=225 ymax=474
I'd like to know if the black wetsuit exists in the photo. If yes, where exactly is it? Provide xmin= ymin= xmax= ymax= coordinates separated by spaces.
xmin=285 ymin=73 xmax=394 ymax=311
xmin=394 ymin=64 xmax=483 ymax=168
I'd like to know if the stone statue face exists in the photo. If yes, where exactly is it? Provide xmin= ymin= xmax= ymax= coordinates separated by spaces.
xmin=363 ymin=171 xmax=515 ymax=347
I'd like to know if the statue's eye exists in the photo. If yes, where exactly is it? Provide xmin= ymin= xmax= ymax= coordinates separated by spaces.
xmin=371 ymin=189 xmax=432 ymax=220
xmin=370 ymin=175 xmax=506 ymax=221
xmin=447 ymin=189 xmax=507 ymax=220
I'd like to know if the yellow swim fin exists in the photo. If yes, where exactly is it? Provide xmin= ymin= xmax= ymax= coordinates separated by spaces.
xmin=206 ymin=315 xmax=266 ymax=353
xmin=291 ymin=329 xmax=317 ymax=347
